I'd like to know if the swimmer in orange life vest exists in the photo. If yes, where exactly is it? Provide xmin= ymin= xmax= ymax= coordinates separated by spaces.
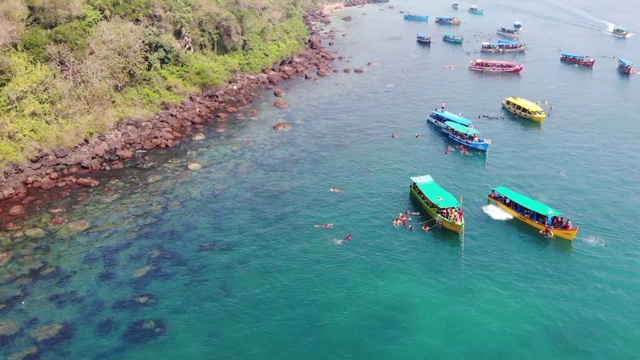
xmin=343 ymin=234 xmax=352 ymax=242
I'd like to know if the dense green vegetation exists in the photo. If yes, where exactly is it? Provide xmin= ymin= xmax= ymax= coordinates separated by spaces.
xmin=0 ymin=0 xmax=325 ymax=167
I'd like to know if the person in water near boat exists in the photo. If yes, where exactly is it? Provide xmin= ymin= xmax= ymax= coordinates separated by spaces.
xmin=391 ymin=132 xmax=398 ymax=138
xmin=540 ymin=225 xmax=554 ymax=238
xmin=330 ymin=187 xmax=343 ymax=192
xmin=343 ymin=234 xmax=352 ymax=242
xmin=422 ymin=225 xmax=430 ymax=231
xmin=315 ymin=224 xmax=334 ymax=228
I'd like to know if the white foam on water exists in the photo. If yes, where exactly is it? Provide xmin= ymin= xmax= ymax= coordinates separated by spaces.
xmin=482 ymin=204 xmax=514 ymax=220
xmin=581 ymin=236 xmax=605 ymax=247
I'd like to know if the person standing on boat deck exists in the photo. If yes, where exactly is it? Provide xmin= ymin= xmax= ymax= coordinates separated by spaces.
xmin=441 ymin=102 xmax=446 ymax=111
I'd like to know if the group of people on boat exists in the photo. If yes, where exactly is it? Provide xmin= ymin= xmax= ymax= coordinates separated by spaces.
xmin=482 ymin=43 xmax=525 ymax=51
xmin=439 ymin=207 xmax=463 ymax=224
xmin=489 ymin=190 xmax=573 ymax=230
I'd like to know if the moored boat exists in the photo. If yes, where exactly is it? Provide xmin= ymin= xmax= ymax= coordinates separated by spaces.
xmin=618 ymin=59 xmax=632 ymax=74
xmin=452 ymin=2 xmax=459 ymax=9
xmin=435 ymin=16 xmax=461 ymax=25
xmin=416 ymin=33 xmax=431 ymax=45
xmin=502 ymin=97 xmax=546 ymax=122
xmin=496 ymin=26 xmax=521 ymax=39
xmin=443 ymin=33 xmax=464 ymax=43
xmin=513 ymin=21 xmax=522 ymax=30
xmin=468 ymin=6 xmax=484 ymax=15
xmin=612 ymin=25 xmax=629 ymax=38
xmin=409 ymin=175 xmax=464 ymax=234
xmin=427 ymin=109 xmax=474 ymax=130
xmin=404 ymin=13 xmax=429 ymax=22
xmin=560 ymin=53 xmax=595 ymax=67
xmin=481 ymin=39 xmax=527 ymax=53
xmin=488 ymin=187 xmax=579 ymax=240
xmin=442 ymin=121 xmax=491 ymax=151
xmin=469 ymin=59 xmax=523 ymax=73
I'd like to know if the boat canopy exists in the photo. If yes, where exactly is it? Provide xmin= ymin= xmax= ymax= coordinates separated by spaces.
xmin=417 ymin=33 xmax=427 ymax=37
xmin=497 ymin=39 xmax=518 ymax=44
xmin=505 ymin=97 xmax=543 ymax=112
xmin=619 ymin=59 xmax=632 ymax=66
xmin=614 ymin=26 xmax=627 ymax=31
xmin=432 ymin=110 xmax=473 ymax=126
xmin=411 ymin=175 xmax=461 ymax=208
xmin=444 ymin=33 xmax=461 ymax=38
xmin=513 ymin=21 xmax=522 ymax=27
xmin=436 ymin=16 xmax=454 ymax=20
xmin=493 ymin=186 xmax=561 ymax=217
xmin=562 ymin=53 xmax=587 ymax=59
xmin=445 ymin=121 xmax=479 ymax=135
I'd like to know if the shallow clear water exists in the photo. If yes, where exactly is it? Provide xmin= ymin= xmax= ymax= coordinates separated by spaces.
xmin=2 ymin=0 xmax=640 ymax=359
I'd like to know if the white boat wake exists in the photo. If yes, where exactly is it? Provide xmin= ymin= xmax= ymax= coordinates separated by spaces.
xmin=482 ymin=204 xmax=513 ymax=220
xmin=581 ymin=236 xmax=605 ymax=247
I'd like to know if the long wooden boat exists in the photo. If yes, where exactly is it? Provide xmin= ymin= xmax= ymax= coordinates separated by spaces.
xmin=469 ymin=59 xmax=523 ymax=73
xmin=443 ymin=33 xmax=463 ymax=43
xmin=442 ymin=121 xmax=491 ymax=151
xmin=481 ymin=39 xmax=527 ymax=53
xmin=560 ymin=53 xmax=595 ymax=67
xmin=488 ymin=187 xmax=579 ymax=240
xmin=502 ymin=97 xmax=546 ymax=122
xmin=618 ymin=59 xmax=632 ymax=74
xmin=416 ymin=33 xmax=431 ymax=45
xmin=612 ymin=25 xmax=629 ymax=38
xmin=410 ymin=175 xmax=464 ymax=234
xmin=427 ymin=109 xmax=474 ymax=130
xmin=435 ymin=16 xmax=461 ymax=25
xmin=468 ymin=6 xmax=484 ymax=15
xmin=404 ymin=13 xmax=429 ymax=22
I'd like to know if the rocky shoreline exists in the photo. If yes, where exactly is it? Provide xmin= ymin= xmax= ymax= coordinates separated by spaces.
xmin=0 ymin=3 xmax=388 ymax=230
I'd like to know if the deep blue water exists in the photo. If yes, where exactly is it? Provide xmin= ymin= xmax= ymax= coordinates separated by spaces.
xmin=1 ymin=0 xmax=640 ymax=359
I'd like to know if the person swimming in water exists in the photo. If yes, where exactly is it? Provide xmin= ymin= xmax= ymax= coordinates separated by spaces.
xmin=330 ymin=187 xmax=343 ymax=192
xmin=315 ymin=224 xmax=334 ymax=228
xmin=421 ymin=225 xmax=430 ymax=231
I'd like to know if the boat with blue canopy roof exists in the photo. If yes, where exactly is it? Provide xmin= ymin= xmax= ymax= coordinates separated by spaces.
xmin=487 ymin=186 xmax=579 ymax=240
xmin=561 ymin=53 xmax=595 ymax=67
xmin=442 ymin=121 xmax=491 ymax=151
xmin=618 ymin=59 xmax=632 ymax=74
xmin=612 ymin=25 xmax=629 ymax=38
xmin=443 ymin=33 xmax=463 ymax=43
xmin=435 ymin=16 xmax=461 ymax=25
xmin=409 ymin=175 xmax=464 ymax=234
xmin=481 ymin=39 xmax=527 ymax=53
xmin=416 ymin=33 xmax=431 ymax=45
xmin=404 ymin=13 xmax=429 ymax=21
xmin=427 ymin=109 xmax=473 ymax=130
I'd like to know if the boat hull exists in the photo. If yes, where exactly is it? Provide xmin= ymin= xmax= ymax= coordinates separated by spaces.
xmin=443 ymin=37 xmax=463 ymax=43
xmin=417 ymin=38 xmax=431 ymax=45
xmin=488 ymin=196 xmax=578 ymax=240
xmin=469 ymin=63 xmax=523 ymax=73
xmin=502 ymin=101 xmax=545 ymax=122
xmin=469 ymin=10 xmax=484 ymax=15
xmin=618 ymin=66 xmax=632 ymax=74
xmin=441 ymin=129 xmax=490 ymax=151
xmin=410 ymin=187 xmax=463 ymax=234
xmin=561 ymin=57 xmax=595 ymax=67
xmin=405 ymin=15 xmax=429 ymax=21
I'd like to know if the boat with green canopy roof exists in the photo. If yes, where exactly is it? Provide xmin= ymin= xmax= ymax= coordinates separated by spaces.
xmin=442 ymin=121 xmax=491 ymax=151
xmin=487 ymin=186 xmax=579 ymax=240
xmin=409 ymin=175 xmax=464 ymax=234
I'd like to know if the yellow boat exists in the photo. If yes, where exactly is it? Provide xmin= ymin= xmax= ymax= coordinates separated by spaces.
xmin=502 ymin=97 xmax=547 ymax=122
xmin=487 ymin=187 xmax=579 ymax=240
xmin=409 ymin=175 xmax=464 ymax=234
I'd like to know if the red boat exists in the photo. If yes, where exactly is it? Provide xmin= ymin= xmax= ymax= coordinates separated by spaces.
xmin=469 ymin=59 xmax=523 ymax=73
xmin=560 ymin=53 xmax=595 ymax=67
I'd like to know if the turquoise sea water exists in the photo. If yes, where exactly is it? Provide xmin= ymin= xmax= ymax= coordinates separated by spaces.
xmin=2 ymin=1 xmax=640 ymax=359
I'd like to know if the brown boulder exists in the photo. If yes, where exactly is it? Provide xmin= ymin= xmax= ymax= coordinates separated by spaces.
xmin=40 ymin=178 xmax=56 ymax=190
xmin=344 ymin=68 xmax=352 ymax=73
xmin=274 ymin=99 xmax=288 ymax=108
xmin=317 ymin=69 xmax=330 ymax=76
xmin=51 ymin=217 xmax=69 ymax=225
xmin=9 ymin=205 xmax=25 ymax=216
xmin=274 ymin=88 xmax=285 ymax=97
xmin=93 ymin=142 xmax=109 ymax=157
xmin=273 ymin=121 xmax=293 ymax=131
xmin=117 ymin=150 xmax=134 ymax=160
xmin=354 ymin=68 xmax=365 ymax=73
xmin=0 ymin=251 xmax=13 ymax=266
xmin=342 ymin=16 xmax=353 ymax=21
xmin=187 ymin=162 xmax=202 ymax=171
xmin=76 ymin=177 xmax=100 ymax=187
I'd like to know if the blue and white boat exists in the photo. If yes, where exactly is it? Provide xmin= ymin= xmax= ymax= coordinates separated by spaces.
xmin=468 ymin=5 xmax=484 ymax=15
xmin=416 ymin=33 xmax=432 ymax=45
xmin=442 ymin=121 xmax=491 ymax=151
xmin=404 ymin=13 xmax=429 ymax=22
xmin=481 ymin=39 xmax=527 ymax=53
xmin=435 ymin=16 xmax=461 ymax=25
xmin=427 ymin=109 xmax=474 ymax=130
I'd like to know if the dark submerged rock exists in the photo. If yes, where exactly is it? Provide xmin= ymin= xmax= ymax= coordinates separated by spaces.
xmin=122 ymin=319 xmax=167 ymax=344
